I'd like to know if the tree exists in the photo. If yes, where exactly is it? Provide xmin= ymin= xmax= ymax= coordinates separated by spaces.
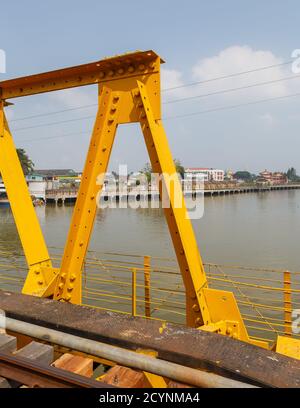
xmin=233 ymin=171 xmax=256 ymax=181
xmin=141 ymin=159 xmax=185 ymax=181
xmin=141 ymin=162 xmax=152 ymax=184
xmin=174 ymin=158 xmax=185 ymax=179
xmin=286 ymin=167 xmax=299 ymax=181
xmin=17 ymin=148 xmax=34 ymax=175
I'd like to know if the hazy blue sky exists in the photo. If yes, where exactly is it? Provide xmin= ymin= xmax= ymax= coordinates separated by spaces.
xmin=1 ymin=1 xmax=300 ymax=173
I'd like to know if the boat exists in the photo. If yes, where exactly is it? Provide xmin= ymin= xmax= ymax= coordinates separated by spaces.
xmin=0 ymin=181 xmax=9 ymax=207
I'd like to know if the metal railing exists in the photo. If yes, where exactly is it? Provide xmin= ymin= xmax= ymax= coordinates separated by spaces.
xmin=0 ymin=246 xmax=299 ymax=348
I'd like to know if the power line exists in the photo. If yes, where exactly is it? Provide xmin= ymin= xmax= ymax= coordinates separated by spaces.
xmin=15 ymin=90 xmax=300 ymax=143
xmin=11 ymin=72 xmax=300 ymax=132
xmin=10 ymin=104 xmax=97 ymax=123
xmin=15 ymin=130 xmax=91 ymax=143
xmin=164 ymin=74 xmax=300 ymax=105
xmin=12 ymin=115 xmax=95 ymax=132
xmin=164 ymin=91 xmax=300 ymax=120
xmin=162 ymin=60 xmax=293 ymax=92
xmin=9 ymin=59 xmax=293 ymax=123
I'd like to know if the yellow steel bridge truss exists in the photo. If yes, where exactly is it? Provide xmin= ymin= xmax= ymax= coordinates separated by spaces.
xmin=0 ymin=50 xmax=299 ymax=359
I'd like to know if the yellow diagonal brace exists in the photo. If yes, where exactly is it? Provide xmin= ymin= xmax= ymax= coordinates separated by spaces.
xmin=53 ymin=87 xmax=121 ymax=303
xmin=0 ymin=101 xmax=54 ymax=296
xmin=134 ymin=81 xmax=210 ymax=327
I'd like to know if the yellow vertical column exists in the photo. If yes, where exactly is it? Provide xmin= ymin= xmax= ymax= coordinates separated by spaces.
xmin=54 ymin=86 xmax=121 ymax=304
xmin=0 ymin=100 xmax=53 ymax=296
xmin=144 ymin=255 xmax=151 ymax=317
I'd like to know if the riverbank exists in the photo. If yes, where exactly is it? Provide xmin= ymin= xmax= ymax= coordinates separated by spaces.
xmin=45 ymin=183 xmax=300 ymax=204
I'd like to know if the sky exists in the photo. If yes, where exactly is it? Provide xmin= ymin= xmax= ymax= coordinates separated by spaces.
xmin=1 ymin=0 xmax=300 ymax=173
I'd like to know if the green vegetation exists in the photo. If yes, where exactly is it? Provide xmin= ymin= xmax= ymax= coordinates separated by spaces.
xmin=141 ymin=159 xmax=185 ymax=182
xmin=17 ymin=148 xmax=34 ymax=175
xmin=174 ymin=159 xmax=185 ymax=179
xmin=286 ymin=167 xmax=300 ymax=182
xmin=0 ymin=148 xmax=34 ymax=179
xmin=233 ymin=171 xmax=256 ymax=181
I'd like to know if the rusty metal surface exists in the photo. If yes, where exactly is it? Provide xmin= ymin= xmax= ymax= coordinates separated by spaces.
xmin=0 ymin=290 xmax=299 ymax=387
xmin=0 ymin=351 xmax=111 ymax=388
xmin=0 ymin=50 xmax=163 ymax=99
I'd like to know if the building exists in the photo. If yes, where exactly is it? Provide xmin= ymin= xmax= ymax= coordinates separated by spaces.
xmin=185 ymin=168 xmax=225 ymax=182
xmin=34 ymin=169 xmax=81 ymax=189
xmin=34 ymin=169 xmax=78 ymax=179
xmin=26 ymin=174 xmax=47 ymax=201
xmin=257 ymin=170 xmax=288 ymax=185
xmin=225 ymin=169 xmax=234 ymax=181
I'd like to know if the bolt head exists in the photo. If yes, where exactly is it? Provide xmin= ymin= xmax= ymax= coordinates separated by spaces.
xmin=192 ymin=304 xmax=200 ymax=312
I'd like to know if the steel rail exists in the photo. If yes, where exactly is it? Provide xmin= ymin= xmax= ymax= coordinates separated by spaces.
xmin=0 ymin=351 xmax=111 ymax=388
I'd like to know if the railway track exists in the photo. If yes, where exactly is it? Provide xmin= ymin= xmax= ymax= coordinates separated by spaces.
xmin=0 ymin=332 xmax=111 ymax=388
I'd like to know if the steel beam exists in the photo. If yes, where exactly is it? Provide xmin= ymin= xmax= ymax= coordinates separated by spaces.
xmin=0 ymin=50 xmax=162 ymax=102
xmin=0 ymin=101 xmax=55 ymax=296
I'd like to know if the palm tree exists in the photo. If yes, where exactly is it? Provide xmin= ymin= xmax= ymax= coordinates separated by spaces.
xmin=174 ymin=159 xmax=185 ymax=179
xmin=17 ymin=148 xmax=34 ymax=175
xmin=141 ymin=159 xmax=185 ymax=180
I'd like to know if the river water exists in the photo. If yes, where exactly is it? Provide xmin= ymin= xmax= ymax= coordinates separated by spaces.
xmin=0 ymin=190 xmax=299 ymax=339
xmin=0 ymin=189 xmax=300 ymax=270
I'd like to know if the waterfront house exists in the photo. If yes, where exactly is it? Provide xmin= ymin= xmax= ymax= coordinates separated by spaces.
xmin=257 ymin=170 xmax=288 ymax=185
xmin=185 ymin=168 xmax=225 ymax=182
xmin=34 ymin=169 xmax=81 ymax=189
xmin=26 ymin=174 xmax=47 ymax=201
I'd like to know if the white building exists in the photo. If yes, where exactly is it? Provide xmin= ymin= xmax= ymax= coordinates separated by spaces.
xmin=26 ymin=174 xmax=47 ymax=201
xmin=185 ymin=168 xmax=225 ymax=182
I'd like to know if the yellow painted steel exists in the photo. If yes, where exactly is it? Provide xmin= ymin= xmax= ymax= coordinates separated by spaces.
xmin=53 ymin=86 xmax=120 ymax=303
xmin=144 ymin=256 xmax=151 ymax=317
xmin=283 ymin=271 xmax=292 ymax=336
xmin=132 ymin=268 xmax=137 ymax=316
xmin=137 ymin=349 xmax=168 ymax=388
xmin=276 ymin=336 xmax=300 ymax=360
xmin=0 ymin=101 xmax=55 ymax=297
xmin=1 ymin=50 xmax=300 ymax=359
xmin=134 ymin=81 xmax=210 ymax=327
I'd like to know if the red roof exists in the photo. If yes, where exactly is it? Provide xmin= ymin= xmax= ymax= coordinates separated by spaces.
xmin=185 ymin=167 xmax=210 ymax=171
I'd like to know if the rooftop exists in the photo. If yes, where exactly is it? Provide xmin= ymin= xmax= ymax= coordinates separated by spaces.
xmin=34 ymin=169 xmax=78 ymax=177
